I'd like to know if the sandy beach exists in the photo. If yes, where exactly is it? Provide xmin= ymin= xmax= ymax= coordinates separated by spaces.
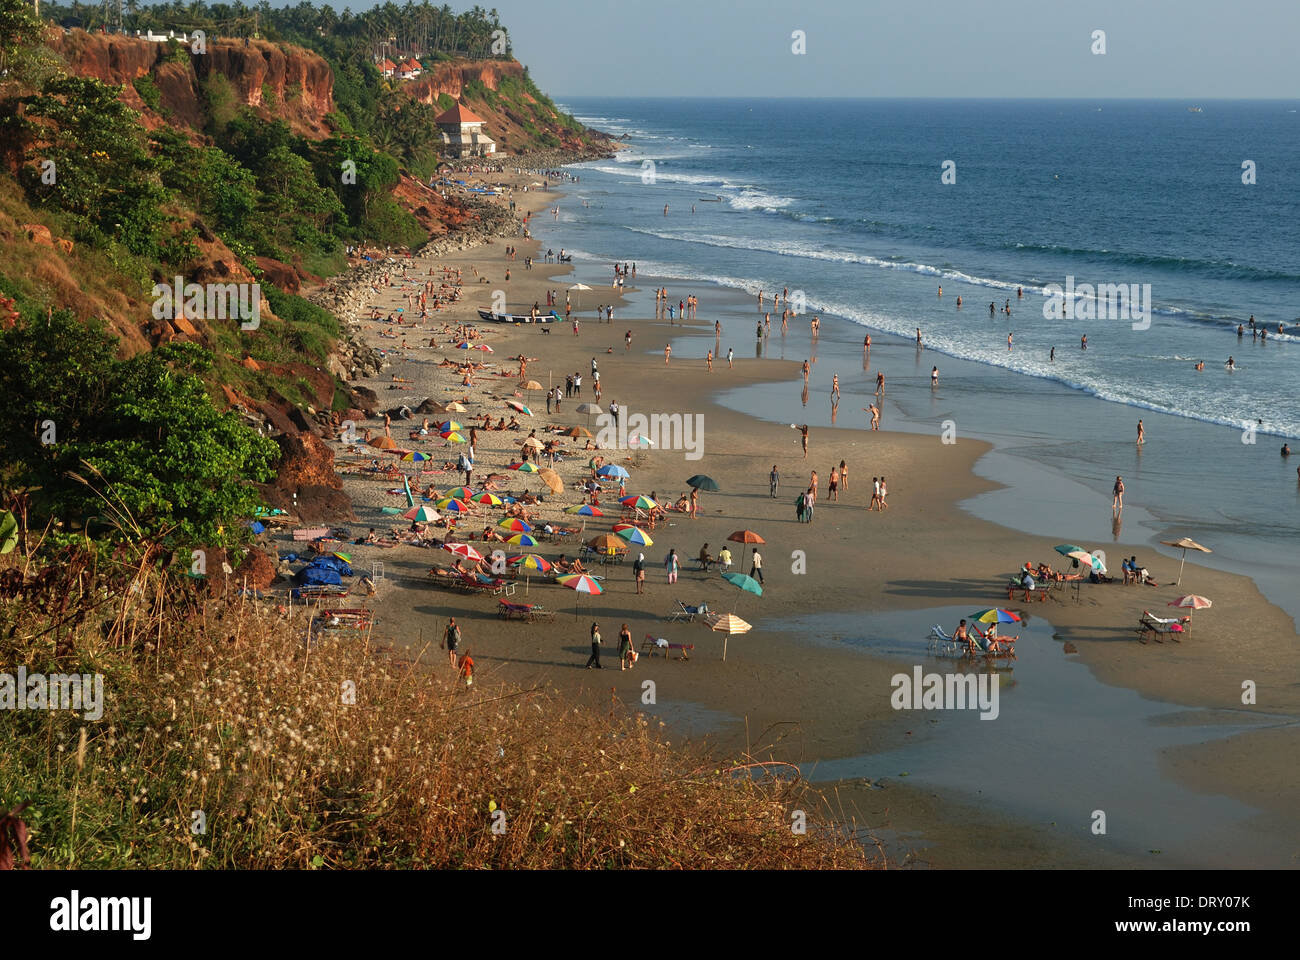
xmin=290 ymin=168 xmax=1300 ymax=869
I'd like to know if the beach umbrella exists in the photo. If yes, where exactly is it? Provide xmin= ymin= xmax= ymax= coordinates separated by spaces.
xmin=498 ymin=518 xmax=533 ymax=532
xmin=506 ymin=533 xmax=539 ymax=547
xmin=970 ymin=608 xmax=1023 ymax=625
xmin=1053 ymin=544 xmax=1085 ymax=556
xmin=442 ymin=431 xmax=467 ymax=444
xmin=505 ymin=400 xmax=533 ymax=415
xmin=1168 ymin=594 xmax=1212 ymax=621
xmin=400 ymin=451 xmax=431 ymax=462
xmin=557 ymin=571 xmax=603 ymax=617
xmin=520 ymin=380 xmax=544 ymax=391
xmin=567 ymin=282 xmax=592 ymax=311
xmin=1160 ymin=537 xmax=1212 ymax=586
xmin=566 ymin=504 xmax=603 ymax=516
xmin=588 ymin=533 xmax=625 ymax=555
xmin=474 ymin=344 xmax=494 ymax=353
xmin=614 ymin=525 xmax=653 ymax=547
xmin=597 ymin=464 xmax=630 ymax=479
xmin=722 ymin=571 xmax=763 ymax=597
xmin=510 ymin=554 xmax=552 ymax=573
xmin=727 ymin=529 xmax=765 ymax=566
xmin=369 ymin=436 xmax=399 ymax=450
xmin=437 ymin=421 xmax=463 ymax=433
xmin=443 ymin=543 xmax=484 ymax=562
xmin=1065 ymin=549 xmax=1105 ymax=573
xmin=522 ymin=437 xmax=545 ymax=450
xmin=562 ymin=426 xmax=593 ymax=439
xmin=436 ymin=498 xmax=470 ymax=512
xmin=510 ymin=552 xmax=551 ymax=594
xmin=471 ymin=492 xmax=503 ymax=506
xmin=620 ymin=495 xmax=659 ymax=510
xmin=685 ymin=474 xmax=720 ymax=492
xmin=444 ymin=402 xmax=468 ymax=413
xmin=403 ymin=505 xmax=441 ymax=522
xmin=576 ymin=401 xmax=603 ymax=425
xmin=445 ymin=486 xmax=475 ymax=501
xmin=537 ymin=468 xmax=564 ymax=494
xmin=508 ymin=461 xmax=540 ymax=473
xmin=706 ymin=612 xmax=753 ymax=661
xmin=456 ymin=341 xmax=471 ymax=349
xmin=628 ymin=435 xmax=655 ymax=449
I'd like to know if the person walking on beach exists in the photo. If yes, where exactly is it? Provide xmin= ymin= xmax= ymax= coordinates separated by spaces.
xmin=546 ymin=388 xmax=553 ymax=414
xmin=1112 ymin=476 xmax=1125 ymax=513
xmin=665 ymin=344 xmax=672 ymax=364
xmin=457 ymin=649 xmax=475 ymax=688
xmin=727 ymin=347 xmax=734 ymax=368
xmin=770 ymin=464 xmax=780 ymax=498
xmin=831 ymin=374 xmax=840 ymax=402
xmin=870 ymin=477 xmax=881 ymax=511
xmin=829 ymin=465 xmax=840 ymax=501
xmin=875 ymin=372 xmax=885 ymax=396
xmin=839 ymin=459 xmax=848 ymax=492
xmin=585 ymin=621 xmax=603 ymax=669
xmin=619 ymin=623 xmax=634 ymax=671
xmin=665 ymin=548 xmax=679 ymax=584
xmin=633 ymin=552 xmax=646 ymax=593
xmin=799 ymin=424 xmax=809 ymax=458
xmin=749 ymin=549 xmax=764 ymax=584
xmin=867 ymin=403 xmax=881 ymax=430
xmin=444 ymin=617 xmax=462 ymax=670
xmin=625 ymin=329 xmax=632 ymax=351
xmin=1136 ymin=419 xmax=1145 ymax=445
xmin=879 ymin=477 xmax=888 ymax=509
xmin=707 ymin=350 xmax=713 ymax=372
xmin=810 ymin=469 xmax=819 ymax=498
xmin=574 ymin=373 xmax=582 ymax=397
xmin=802 ymin=359 xmax=810 ymax=382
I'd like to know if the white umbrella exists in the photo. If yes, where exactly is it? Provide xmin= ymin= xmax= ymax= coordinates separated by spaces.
xmin=568 ymin=282 xmax=592 ymax=313
xmin=705 ymin=612 xmax=752 ymax=661
xmin=1160 ymin=537 xmax=1212 ymax=586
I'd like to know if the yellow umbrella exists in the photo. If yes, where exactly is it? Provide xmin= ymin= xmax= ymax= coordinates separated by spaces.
xmin=705 ymin=612 xmax=752 ymax=661
xmin=538 ymin=468 xmax=563 ymax=494
xmin=1160 ymin=537 xmax=1211 ymax=586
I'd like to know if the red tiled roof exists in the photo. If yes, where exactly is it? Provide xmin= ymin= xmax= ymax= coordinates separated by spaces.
xmin=435 ymin=103 xmax=486 ymax=125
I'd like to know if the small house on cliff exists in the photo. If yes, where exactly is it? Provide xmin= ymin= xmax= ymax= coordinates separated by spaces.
xmin=435 ymin=103 xmax=496 ymax=158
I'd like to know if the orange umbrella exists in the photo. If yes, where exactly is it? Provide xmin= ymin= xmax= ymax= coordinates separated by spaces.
xmin=727 ymin=530 xmax=765 ymax=566
xmin=537 ymin=468 xmax=563 ymax=494
xmin=369 ymin=436 xmax=399 ymax=450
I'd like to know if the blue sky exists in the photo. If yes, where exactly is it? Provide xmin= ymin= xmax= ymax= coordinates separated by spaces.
xmin=288 ymin=0 xmax=1300 ymax=99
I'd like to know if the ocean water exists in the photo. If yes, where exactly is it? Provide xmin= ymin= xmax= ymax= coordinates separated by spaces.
xmin=537 ymin=98 xmax=1300 ymax=618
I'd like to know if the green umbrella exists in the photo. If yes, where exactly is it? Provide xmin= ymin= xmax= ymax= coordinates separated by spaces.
xmin=686 ymin=474 xmax=720 ymax=492
xmin=722 ymin=571 xmax=763 ymax=597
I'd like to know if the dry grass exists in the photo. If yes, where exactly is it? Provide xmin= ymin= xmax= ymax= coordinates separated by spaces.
xmin=0 ymin=544 xmax=871 ymax=869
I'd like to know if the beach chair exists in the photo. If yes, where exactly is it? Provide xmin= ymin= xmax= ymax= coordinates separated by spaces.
xmin=497 ymin=599 xmax=532 ymax=621
xmin=667 ymin=600 xmax=709 ymax=623
xmin=641 ymin=634 xmax=694 ymax=660
xmin=492 ymin=580 xmax=518 ymax=598
xmin=1136 ymin=611 xmax=1189 ymax=643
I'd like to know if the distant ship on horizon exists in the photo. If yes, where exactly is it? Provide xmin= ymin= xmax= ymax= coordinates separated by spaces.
xmin=1188 ymin=106 xmax=1203 ymax=113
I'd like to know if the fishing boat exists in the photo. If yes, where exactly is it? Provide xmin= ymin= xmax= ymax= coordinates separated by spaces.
xmin=477 ymin=309 xmax=560 ymax=325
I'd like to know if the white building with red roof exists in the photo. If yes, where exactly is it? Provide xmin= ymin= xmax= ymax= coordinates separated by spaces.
xmin=376 ymin=58 xmax=397 ymax=78
xmin=436 ymin=102 xmax=496 ymax=157
xmin=398 ymin=58 xmax=422 ymax=80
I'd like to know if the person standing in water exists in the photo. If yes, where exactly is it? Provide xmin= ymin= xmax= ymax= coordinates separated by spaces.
xmin=831 ymin=374 xmax=840 ymax=401
xmin=931 ymin=366 xmax=938 ymax=387
xmin=1137 ymin=419 xmax=1145 ymax=445
xmin=1112 ymin=476 xmax=1125 ymax=513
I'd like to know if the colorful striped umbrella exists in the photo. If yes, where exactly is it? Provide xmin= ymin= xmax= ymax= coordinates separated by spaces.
xmin=403 ymin=505 xmax=441 ymax=522
xmin=619 ymin=495 xmax=659 ymax=510
xmin=445 ymin=486 xmax=475 ymax=501
xmin=436 ymin=498 xmax=470 ymax=512
xmin=437 ymin=421 xmax=463 ymax=433
xmin=508 ymin=462 xmax=540 ymax=473
xmin=706 ymin=612 xmax=752 ymax=661
xmin=400 ymin=451 xmax=431 ymax=462
xmin=498 ymin=518 xmax=533 ymax=532
xmin=509 ymin=554 xmax=552 ymax=573
xmin=557 ymin=574 xmax=603 ymax=594
xmin=614 ymin=525 xmax=653 ymax=547
xmin=471 ymin=492 xmax=503 ymax=506
xmin=565 ymin=504 xmax=603 ymax=516
xmin=441 ymin=431 xmax=467 ymax=443
xmin=970 ymin=608 xmax=1023 ymax=625
xmin=506 ymin=533 xmax=539 ymax=547
xmin=505 ymin=400 xmax=533 ymax=415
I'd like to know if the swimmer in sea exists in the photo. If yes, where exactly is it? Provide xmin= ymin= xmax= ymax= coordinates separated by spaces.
xmin=931 ymin=366 xmax=938 ymax=386
xmin=956 ymin=295 xmax=962 ymax=308
xmin=1195 ymin=360 xmax=1204 ymax=370
xmin=1050 ymin=346 xmax=1055 ymax=362
xmin=1081 ymin=334 xmax=1088 ymax=349
xmin=1226 ymin=356 xmax=1236 ymax=370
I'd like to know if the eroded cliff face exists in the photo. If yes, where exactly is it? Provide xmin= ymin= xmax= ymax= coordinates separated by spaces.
xmin=403 ymin=59 xmax=524 ymax=104
xmin=49 ymin=31 xmax=334 ymax=137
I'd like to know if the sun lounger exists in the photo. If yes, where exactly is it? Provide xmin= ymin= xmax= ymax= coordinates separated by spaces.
xmin=640 ymin=634 xmax=693 ymax=660
xmin=497 ymin=599 xmax=556 ymax=623
xmin=667 ymin=600 xmax=709 ymax=622
xmin=293 ymin=527 xmax=331 ymax=542
xmin=1136 ymin=611 xmax=1189 ymax=643
xmin=927 ymin=625 xmax=1016 ymax=659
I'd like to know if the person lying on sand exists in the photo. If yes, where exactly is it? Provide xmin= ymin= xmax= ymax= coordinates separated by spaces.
xmin=481 ymin=526 xmax=506 ymax=543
